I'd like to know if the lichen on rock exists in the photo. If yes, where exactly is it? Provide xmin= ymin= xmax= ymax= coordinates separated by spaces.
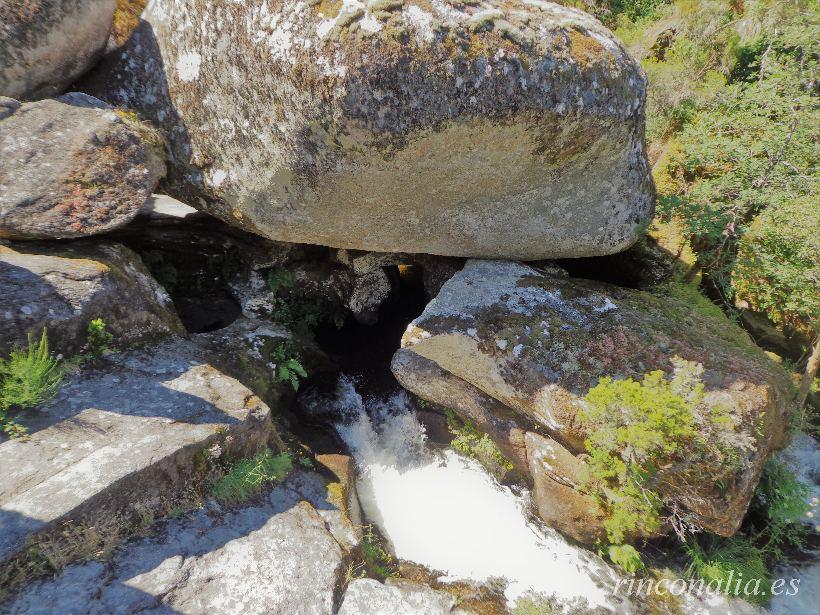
xmin=81 ymin=0 xmax=654 ymax=259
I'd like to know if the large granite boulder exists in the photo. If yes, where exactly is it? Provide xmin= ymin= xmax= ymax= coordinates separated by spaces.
xmin=0 ymin=0 xmax=115 ymax=100
xmin=0 ymin=93 xmax=165 ymax=240
xmin=0 ymin=241 xmax=184 ymax=357
xmin=392 ymin=260 xmax=792 ymax=541
xmin=83 ymin=0 xmax=653 ymax=259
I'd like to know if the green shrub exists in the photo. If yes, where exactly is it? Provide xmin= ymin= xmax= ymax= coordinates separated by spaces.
xmin=211 ymin=450 xmax=292 ymax=504
xmin=360 ymin=524 xmax=398 ymax=579
xmin=86 ymin=318 xmax=114 ymax=358
xmin=750 ymin=459 xmax=811 ymax=561
xmin=607 ymin=544 xmax=645 ymax=575
xmin=445 ymin=409 xmax=514 ymax=480
xmin=580 ymin=358 xmax=751 ymax=566
xmin=0 ymin=331 xmax=63 ymax=438
xmin=683 ymin=536 xmax=771 ymax=604
xmin=266 ymin=266 xmax=294 ymax=296
xmin=271 ymin=340 xmax=308 ymax=391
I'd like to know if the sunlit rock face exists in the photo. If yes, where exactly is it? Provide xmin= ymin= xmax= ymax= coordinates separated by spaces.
xmin=83 ymin=0 xmax=653 ymax=259
xmin=393 ymin=260 xmax=793 ymax=540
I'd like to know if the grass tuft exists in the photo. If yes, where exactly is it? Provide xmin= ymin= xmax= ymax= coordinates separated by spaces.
xmin=0 ymin=330 xmax=63 ymax=437
xmin=211 ymin=450 xmax=293 ymax=504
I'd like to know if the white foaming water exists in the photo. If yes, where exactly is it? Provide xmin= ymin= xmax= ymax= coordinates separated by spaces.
xmin=320 ymin=376 xmax=627 ymax=611
xmin=770 ymin=433 xmax=820 ymax=615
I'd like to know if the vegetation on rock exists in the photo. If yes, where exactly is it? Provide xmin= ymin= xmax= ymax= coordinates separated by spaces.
xmin=445 ymin=409 xmax=515 ymax=480
xmin=592 ymin=0 xmax=818 ymax=408
xmin=85 ymin=318 xmax=114 ymax=358
xmin=0 ymin=330 xmax=63 ymax=438
xmin=579 ymin=358 xmax=752 ymax=565
xmin=271 ymin=340 xmax=308 ymax=392
xmin=211 ymin=450 xmax=293 ymax=505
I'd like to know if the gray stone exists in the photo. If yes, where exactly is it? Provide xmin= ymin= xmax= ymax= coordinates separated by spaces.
xmin=0 ymin=0 xmax=115 ymax=100
xmin=0 ymin=94 xmax=165 ymax=240
xmin=0 ymin=338 xmax=272 ymax=564
xmin=193 ymin=317 xmax=331 ymax=410
xmin=392 ymin=259 xmax=793 ymax=539
xmin=82 ymin=0 xmax=653 ymax=259
xmin=339 ymin=578 xmax=457 ymax=615
xmin=6 ymin=473 xmax=347 ymax=614
xmin=0 ymin=240 xmax=184 ymax=357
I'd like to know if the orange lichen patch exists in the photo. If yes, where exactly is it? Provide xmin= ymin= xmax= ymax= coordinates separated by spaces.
xmin=112 ymin=0 xmax=149 ymax=45
xmin=310 ymin=0 xmax=343 ymax=19
xmin=0 ymin=0 xmax=45 ymax=26
xmin=567 ymin=29 xmax=604 ymax=67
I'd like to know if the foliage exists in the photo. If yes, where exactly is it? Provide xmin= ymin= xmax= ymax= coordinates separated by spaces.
xmin=607 ymin=544 xmax=645 ymax=575
xmin=733 ymin=196 xmax=820 ymax=338
xmin=683 ymin=535 xmax=771 ymax=604
xmin=512 ymin=594 xmax=555 ymax=615
xmin=0 ymin=331 xmax=63 ymax=438
xmin=445 ymin=409 xmax=514 ymax=480
xmin=211 ymin=450 xmax=292 ymax=504
xmin=360 ymin=524 xmax=399 ymax=579
xmin=266 ymin=266 xmax=295 ymax=296
xmin=616 ymin=0 xmax=818 ymax=346
xmin=86 ymin=318 xmax=114 ymax=358
xmin=271 ymin=340 xmax=308 ymax=391
xmin=749 ymin=459 xmax=811 ymax=561
xmin=270 ymin=297 xmax=327 ymax=338
xmin=580 ymin=358 xmax=752 ymax=566
xmin=682 ymin=458 xmax=810 ymax=602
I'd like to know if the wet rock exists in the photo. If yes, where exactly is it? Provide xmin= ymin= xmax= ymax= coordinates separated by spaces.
xmin=83 ymin=0 xmax=653 ymax=259
xmin=0 ymin=338 xmax=272 ymax=565
xmin=0 ymin=241 xmax=184 ymax=357
xmin=392 ymin=259 xmax=793 ymax=540
xmin=5 ymin=475 xmax=346 ymax=614
xmin=339 ymin=578 xmax=457 ymax=615
xmin=525 ymin=431 xmax=608 ymax=543
xmin=0 ymin=93 xmax=165 ymax=240
xmin=0 ymin=0 xmax=115 ymax=100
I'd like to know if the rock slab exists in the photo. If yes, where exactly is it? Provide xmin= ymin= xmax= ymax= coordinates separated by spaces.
xmin=0 ymin=240 xmax=183 ymax=357
xmin=5 ymin=471 xmax=348 ymax=614
xmin=0 ymin=339 xmax=272 ymax=564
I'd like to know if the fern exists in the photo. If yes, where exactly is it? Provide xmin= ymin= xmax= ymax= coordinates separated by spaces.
xmin=0 ymin=331 xmax=62 ymax=437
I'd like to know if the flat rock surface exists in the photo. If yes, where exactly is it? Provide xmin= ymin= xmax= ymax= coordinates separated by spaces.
xmin=0 ymin=93 xmax=164 ymax=240
xmin=0 ymin=339 xmax=271 ymax=564
xmin=83 ymin=0 xmax=653 ymax=259
xmin=339 ymin=578 xmax=457 ymax=615
xmin=5 ymin=470 xmax=347 ymax=614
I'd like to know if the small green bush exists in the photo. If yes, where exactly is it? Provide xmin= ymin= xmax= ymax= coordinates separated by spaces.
xmin=607 ymin=543 xmax=645 ymax=575
xmin=683 ymin=536 xmax=771 ymax=604
xmin=211 ymin=450 xmax=292 ymax=504
xmin=580 ymin=358 xmax=751 ymax=567
xmin=271 ymin=340 xmax=308 ymax=391
xmin=86 ymin=318 xmax=114 ymax=358
xmin=266 ymin=267 xmax=294 ymax=296
xmin=360 ymin=524 xmax=398 ymax=579
xmin=0 ymin=330 xmax=63 ymax=437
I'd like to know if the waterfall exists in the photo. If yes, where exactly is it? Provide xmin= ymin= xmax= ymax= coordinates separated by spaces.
xmin=311 ymin=375 xmax=626 ymax=611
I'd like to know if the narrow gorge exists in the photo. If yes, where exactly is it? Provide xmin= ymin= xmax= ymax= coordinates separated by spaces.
xmin=1 ymin=1 xmax=817 ymax=614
